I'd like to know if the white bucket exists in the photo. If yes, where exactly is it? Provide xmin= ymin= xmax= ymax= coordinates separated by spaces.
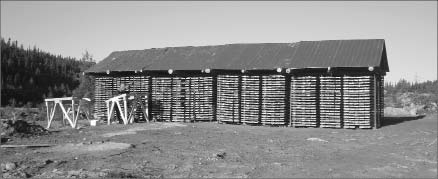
xmin=90 ymin=120 xmax=98 ymax=126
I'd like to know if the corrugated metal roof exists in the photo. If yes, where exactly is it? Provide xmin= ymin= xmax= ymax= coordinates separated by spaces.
xmin=86 ymin=39 xmax=388 ymax=73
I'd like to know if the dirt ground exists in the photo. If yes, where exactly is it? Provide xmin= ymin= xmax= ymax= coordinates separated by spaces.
xmin=1 ymin=114 xmax=437 ymax=178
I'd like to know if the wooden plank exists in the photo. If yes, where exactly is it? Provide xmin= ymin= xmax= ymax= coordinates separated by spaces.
xmin=1 ymin=144 xmax=55 ymax=148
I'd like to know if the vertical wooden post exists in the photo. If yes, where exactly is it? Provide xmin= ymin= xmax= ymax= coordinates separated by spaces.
xmin=316 ymin=76 xmax=321 ymax=128
xmin=47 ymin=102 xmax=57 ymax=129
xmin=45 ymin=101 xmax=50 ymax=125
xmin=212 ymin=75 xmax=217 ymax=122
xmin=123 ymin=95 xmax=128 ymax=124
xmin=106 ymin=101 xmax=110 ymax=125
xmin=285 ymin=75 xmax=291 ymax=126
xmin=147 ymin=76 xmax=153 ymax=122
xmin=258 ymin=75 xmax=263 ymax=124
xmin=71 ymin=99 xmax=75 ymax=127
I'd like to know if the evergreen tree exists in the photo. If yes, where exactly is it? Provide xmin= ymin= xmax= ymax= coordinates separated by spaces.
xmin=1 ymin=37 xmax=95 ymax=107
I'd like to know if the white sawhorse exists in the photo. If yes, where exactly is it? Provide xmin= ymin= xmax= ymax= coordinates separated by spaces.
xmin=45 ymin=97 xmax=89 ymax=129
xmin=106 ymin=94 xmax=131 ymax=125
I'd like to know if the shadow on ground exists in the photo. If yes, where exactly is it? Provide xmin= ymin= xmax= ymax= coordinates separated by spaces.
xmin=381 ymin=115 xmax=426 ymax=127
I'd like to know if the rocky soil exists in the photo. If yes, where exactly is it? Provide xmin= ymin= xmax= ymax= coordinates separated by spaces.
xmin=1 ymin=114 xmax=437 ymax=178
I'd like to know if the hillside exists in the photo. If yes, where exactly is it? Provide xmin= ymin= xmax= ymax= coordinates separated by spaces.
xmin=1 ymin=38 xmax=95 ymax=107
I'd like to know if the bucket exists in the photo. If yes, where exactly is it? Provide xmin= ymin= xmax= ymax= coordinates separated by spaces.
xmin=90 ymin=120 xmax=98 ymax=126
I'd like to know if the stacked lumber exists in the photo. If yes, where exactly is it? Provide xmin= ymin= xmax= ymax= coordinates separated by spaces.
xmin=241 ymin=75 xmax=261 ymax=124
xmin=290 ymin=76 xmax=318 ymax=127
xmin=319 ymin=76 xmax=342 ymax=128
xmin=171 ymin=77 xmax=186 ymax=122
xmin=94 ymin=77 xmax=114 ymax=119
xmin=192 ymin=77 xmax=214 ymax=121
xmin=183 ymin=77 xmax=195 ymax=122
xmin=130 ymin=76 xmax=149 ymax=121
xmin=106 ymin=76 xmax=150 ymax=122
xmin=261 ymin=75 xmax=286 ymax=125
xmin=151 ymin=77 xmax=173 ymax=121
xmin=217 ymin=75 xmax=240 ymax=123
xmin=343 ymin=76 xmax=373 ymax=129
xmin=171 ymin=77 xmax=214 ymax=122
xmin=378 ymin=76 xmax=384 ymax=127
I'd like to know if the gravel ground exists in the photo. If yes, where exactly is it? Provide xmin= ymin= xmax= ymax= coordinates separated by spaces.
xmin=1 ymin=113 xmax=437 ymax=178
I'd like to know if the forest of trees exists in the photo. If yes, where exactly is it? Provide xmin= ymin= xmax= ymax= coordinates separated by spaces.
xmin=1 ymin=37 xmax=95 ymax=107
xmin=385 ymin=78 xmax=438 ymax=110
xmin=385 ymin=79 xmax=438 ymax=95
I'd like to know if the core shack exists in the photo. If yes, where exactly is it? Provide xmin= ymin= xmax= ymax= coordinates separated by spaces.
xmin=86 ymin=39 xmax=388 ymax=129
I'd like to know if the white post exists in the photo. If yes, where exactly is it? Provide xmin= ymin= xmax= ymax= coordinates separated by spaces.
xmin=115 ymin=101 xmax=126 ymax=124
xmin=45 ymin=101 xmax=50 ymax=128
xmin=71 ymin=99 xmax=75 ymax=127
xmin=110 ymin=101 xmax=116 ymax=124
xmin=124 ymin=95 xmax=128 ymax=124
xmin=58 ymin=102 xmax=75 ymax=128
xmin=106 ymin=101 xmax=111 ymax=125
xmin=47 ymin=102 xmax=58 ymax=129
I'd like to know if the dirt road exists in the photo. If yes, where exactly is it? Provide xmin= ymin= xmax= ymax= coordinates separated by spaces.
xmin=1 ymin=114 xmax=437 ymax=178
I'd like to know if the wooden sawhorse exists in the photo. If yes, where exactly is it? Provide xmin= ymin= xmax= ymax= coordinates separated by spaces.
xmin=106 ymin=93 xmax=150 ymax=125
xmin=45 ymin=97 xmax=90 ymax=129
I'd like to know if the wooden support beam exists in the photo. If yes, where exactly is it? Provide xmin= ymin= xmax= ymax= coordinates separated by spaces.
xmin=71 ymin=99 xmax=75 ymax=127
xmin=1 ymin=144 xmax=55 ymax=148
xmin=44 ymin=97 xmax=74 ymax=102
xmin=123 ymin=95 xmax=128 ymax=123
xmin=285 ymin=75 xmax=291 ymax=126
xmin=58 ymin=102 xmax=75 ymax=128
xmin=212 ymin=75 xmax=217 ymax=123
xmin=148 ymin=76 xmax=153 ymax=122
xmin=45 ymin=101 xmax=50 ymax=128
xmin=106 ymin=101 xmax=111 ymax=125
xmin=47 ymin=102 xmax=57 ymax=129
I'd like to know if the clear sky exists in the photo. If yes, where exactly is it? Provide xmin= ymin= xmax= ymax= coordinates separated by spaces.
xmin=1 ymin=1 xmax=436 ymax=83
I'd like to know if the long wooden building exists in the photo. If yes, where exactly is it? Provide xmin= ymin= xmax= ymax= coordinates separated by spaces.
xmin=86 ymin=39 xmax=389 ymax=129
